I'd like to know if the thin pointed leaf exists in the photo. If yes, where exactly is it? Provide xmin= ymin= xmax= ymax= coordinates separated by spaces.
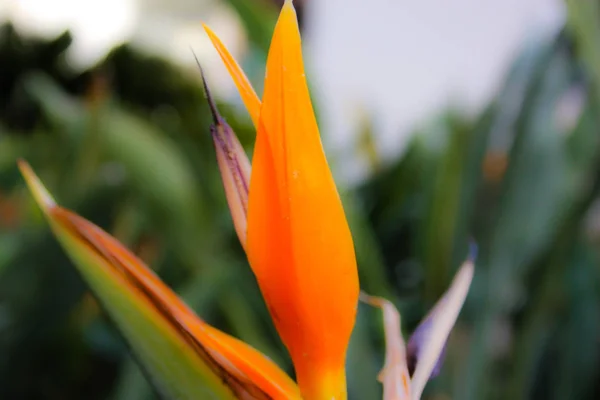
xmin=410 ymin=247 xmax=476 ymax=400
xmin=203 ymin=24 xmax=261 ymax=128
xmin=18 ymin=160 xmax=300 ymax=400
xmin=360 ymin=293 xmax=411 ymax=400
xmin=194 ymin=59 xmax=252 ymax=249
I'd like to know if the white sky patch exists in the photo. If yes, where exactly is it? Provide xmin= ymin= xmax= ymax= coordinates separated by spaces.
xmin=0 ymin=0 xmax=568 ymax=183
xmin=2 ymin=0 xmax=138 ymax=68
xmin=131 ymin=3 xmax=246 ymax=102
xmin=0 ymin=0 xmax=248 ymax=114
xmin=305 ymin=0 xmax=566 ymax=183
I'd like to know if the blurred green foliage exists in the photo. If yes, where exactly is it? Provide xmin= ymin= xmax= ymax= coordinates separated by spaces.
xmin=1 ymin=1 xmax=600 ymax=399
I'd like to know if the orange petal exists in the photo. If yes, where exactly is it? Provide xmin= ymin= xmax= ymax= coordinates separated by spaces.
xmin=18 ymin=160 xmax=300 ymax=400
xmin=246 ymin=2 xmax=359 ymax=399
xmin=203 ymin=23 xmax=261 ymax=128
xmin=55 ymin=208 xmax=300 ymax=400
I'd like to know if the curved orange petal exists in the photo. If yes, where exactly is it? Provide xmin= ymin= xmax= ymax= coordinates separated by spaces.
xmin=19 ymin=160 xmax=300 ymax=400
xmin=245 ymin=2 xmax=359 ymax=399
xmin=59 ymin=208 xmax=300 ymax=400
xmin=201 ymin=324 xmax=299 ymax=399
xmin=203 ymin=23 xmax=261 ymax=128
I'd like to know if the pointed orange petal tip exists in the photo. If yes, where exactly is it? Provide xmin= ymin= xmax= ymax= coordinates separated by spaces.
xmin=202 ymin=23 xmax=261 ymax=127
xmin=245 ymin=1 xmax=359 ymax=398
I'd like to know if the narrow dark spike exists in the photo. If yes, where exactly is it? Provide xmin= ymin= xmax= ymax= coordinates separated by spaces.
xmin=191 ymin=48 xmax=221 ymax=125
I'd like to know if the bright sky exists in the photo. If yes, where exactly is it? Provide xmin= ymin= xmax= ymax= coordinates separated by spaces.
xmin=2 ymin=0 xmax=138 ymax=67
xmin=1 ymin=0 xmax=566 ymax=181
xmin=306 ymin=0 xmax=565 ymax=180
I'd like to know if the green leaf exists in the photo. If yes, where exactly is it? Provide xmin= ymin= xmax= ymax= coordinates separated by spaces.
xmin=19 ymin=160 xmax=238 ymax=400
xmin=17 ymin=160 xmax=300 ymax=400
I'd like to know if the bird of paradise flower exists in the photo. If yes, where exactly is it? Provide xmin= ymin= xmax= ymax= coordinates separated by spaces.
xmin=18 ymin=1 xmax=474 ymax=399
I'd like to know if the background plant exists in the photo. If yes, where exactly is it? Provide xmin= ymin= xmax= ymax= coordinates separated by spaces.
xmin=1 ymin=1 xmax=600 ymax=399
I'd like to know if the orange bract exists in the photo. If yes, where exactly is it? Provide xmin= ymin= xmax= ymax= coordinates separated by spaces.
xmin=206 ymin=2 xmax=360 ymax=398
xmin=19 ymin=0 xmax=475 ymax=398
xmin=18 ymin=160 xmax=301 ymax=400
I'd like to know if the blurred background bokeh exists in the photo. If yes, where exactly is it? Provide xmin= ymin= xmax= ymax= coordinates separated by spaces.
xmin=1 ymin=0 xmax=599 ymax=399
